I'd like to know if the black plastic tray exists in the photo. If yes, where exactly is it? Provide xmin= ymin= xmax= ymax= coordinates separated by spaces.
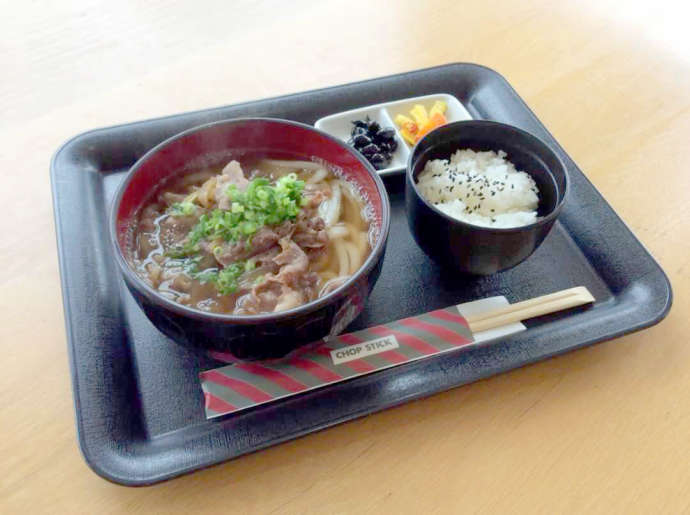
xmin=51 ymin=63 xmax=672 ymax=485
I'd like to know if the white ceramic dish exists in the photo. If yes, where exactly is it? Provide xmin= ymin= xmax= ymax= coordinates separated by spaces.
xmin=314 ymin=93 xmax=472 ymax=176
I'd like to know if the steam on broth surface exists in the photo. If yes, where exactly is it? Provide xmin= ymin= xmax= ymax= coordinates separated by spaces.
xmin=131 ymin=158 xmax=372 ymax=315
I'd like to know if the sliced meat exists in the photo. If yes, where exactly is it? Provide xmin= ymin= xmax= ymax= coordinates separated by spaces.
xmin=171 ymin=274 xmax=193 ymax=293
xmin=137 ymin=233 xmax=159 ymax=257
xmin=274 ymin=289 xmax=305 ymax=312
xmin=213 ymin=241 xmax=251 ymax=267
xmin=274 ymin=220 xmax=296 ymax=239
xmin=215 ymin=160 xmax=249 ymax=210
xmin=213 ymin=227 xmax=278 ymax=267
xmin=247 ymin=226 xmax=281 ymax=255
xmin=158 ymin=214 xmax=198 ymax=247
xmin=304 ymin=246 xmax=326 ymax=264
xmin=242 ymin=275 xmax=311 ymax=314
xmin=244 ymin=277 xmax=283 ymax=313
xmin=273 ymin=237 xmax=309 ymax=286
xmin=212 ymin=222 xmax=295 ymax=267
xmin=254 ymin=222 xmax=295 ymax=248
xmin=239 ymin=236 xmax=319 ymax=314
xmin=294 ymin=271 xmax=320 ymax=300
xmin=293 ymin=214 xmax=328 ymax=248
xmin=249 ymin=246 xmax=281 ymax=268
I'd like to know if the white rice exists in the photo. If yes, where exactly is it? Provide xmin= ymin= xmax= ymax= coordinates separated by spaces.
xmin=416 ymin=149 xmax=539 ymax=228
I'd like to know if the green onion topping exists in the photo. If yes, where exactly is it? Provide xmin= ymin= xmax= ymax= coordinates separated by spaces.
xmin=164 ymin=174 xmax=304 ymax=295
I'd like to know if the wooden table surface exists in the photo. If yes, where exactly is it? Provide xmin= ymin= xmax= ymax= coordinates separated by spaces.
xmin=2 ymin=1 xmax=688 ymax=513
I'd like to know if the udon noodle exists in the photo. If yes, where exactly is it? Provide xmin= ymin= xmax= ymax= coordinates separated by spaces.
xmin=130 ymin=158 xmax=373 ymax=315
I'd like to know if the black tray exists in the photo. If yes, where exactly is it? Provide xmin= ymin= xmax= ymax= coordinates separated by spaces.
xmin=51 ymin=63 xmax=672 ymax=485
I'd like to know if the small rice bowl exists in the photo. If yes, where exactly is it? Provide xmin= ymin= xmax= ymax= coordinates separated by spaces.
xmin=416 ymin=149 xmax=539 ymax=228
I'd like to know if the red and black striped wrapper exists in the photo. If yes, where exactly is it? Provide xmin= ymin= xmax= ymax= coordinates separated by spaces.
xmin=200 ymin=306 xmax=474 ymax=418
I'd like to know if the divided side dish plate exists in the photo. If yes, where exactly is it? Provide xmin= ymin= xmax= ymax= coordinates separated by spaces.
xmin=314 ymin=93 xmax=472 ymax=175
xmin=51 ymin=63 xmax=672 ymax=485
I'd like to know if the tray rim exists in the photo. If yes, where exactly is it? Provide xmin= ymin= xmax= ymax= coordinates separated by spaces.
xmin=51 ymin=62 xmax=503 ymax=162
xmin=50 ymin=62 xmax=673 ymax=486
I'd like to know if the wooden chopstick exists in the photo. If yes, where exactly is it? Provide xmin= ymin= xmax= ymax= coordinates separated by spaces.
xmin=464 ymin=286 xmax=595 ymax=333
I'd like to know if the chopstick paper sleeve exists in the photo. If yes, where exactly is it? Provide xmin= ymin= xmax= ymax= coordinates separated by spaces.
xmin=200 ymin=306 xmax=474 ymax=418
xmin=200 ymin=286 xmax=594 ymax=418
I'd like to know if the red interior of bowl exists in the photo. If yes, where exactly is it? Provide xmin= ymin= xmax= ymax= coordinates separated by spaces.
xmin=115 ymin=119 xmax=384 ymax=254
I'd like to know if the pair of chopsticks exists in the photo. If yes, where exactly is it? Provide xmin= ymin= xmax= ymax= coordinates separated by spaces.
xmin=464 ymin=286 xmax=595 ymax=333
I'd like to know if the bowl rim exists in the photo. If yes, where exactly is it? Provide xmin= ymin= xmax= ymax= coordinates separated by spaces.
xmin=406 ymin=119 xmax=569 ymax=234
xmin=109 ymin=117 xmax=391 ymax=324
